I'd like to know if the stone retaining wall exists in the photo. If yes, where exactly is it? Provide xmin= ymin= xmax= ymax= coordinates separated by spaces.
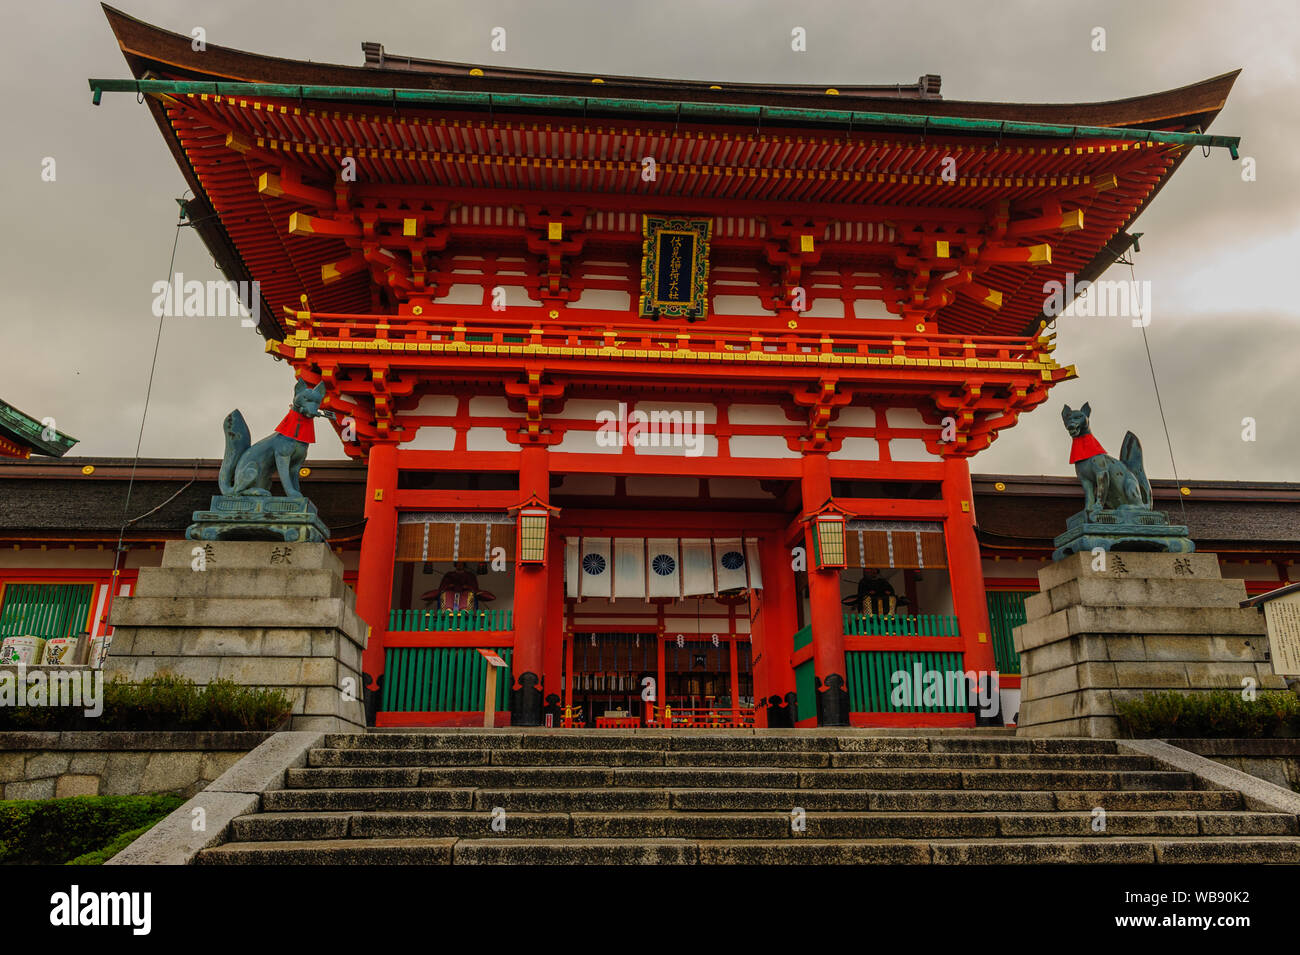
xmin=0 ymin=731 xmax=270 ymax=800
xmin=1168 ymin=739 xmax=1300 ymax=793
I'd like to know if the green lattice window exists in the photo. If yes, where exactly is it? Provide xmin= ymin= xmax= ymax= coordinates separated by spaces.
xmin=0 ymin=583 xmax=95 ymax=640
xmin=986 ymin=590 xmax=1033 ymax=675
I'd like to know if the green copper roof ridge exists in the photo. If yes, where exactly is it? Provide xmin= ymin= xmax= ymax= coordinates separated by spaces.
xmin=0 ymin=399 xmax=78 ymax=457
xmin=87 ymin=78 xmax=1241 ymax=157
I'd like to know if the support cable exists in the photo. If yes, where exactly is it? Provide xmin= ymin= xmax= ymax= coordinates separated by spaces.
xmin=1128 ymin=259 xmax=1188 ymax=524
xmin=100 ymin=209 xmax=187 ymax=634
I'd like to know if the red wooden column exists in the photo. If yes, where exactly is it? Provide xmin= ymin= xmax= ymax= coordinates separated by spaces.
xmin=942 ymin=455 xmax=998 ymax=718
xmin=655 ymin=631 xmax=666 ymax=724
xmin=511 ymin=444 xmax=550 ymax=726
xmin=756 ymin=532 xmax=798 ymax=727
xmin=541 ymin=532 xmax=566 ymax=725
xmin=357 ymin=441 xmax=400 ymax=701
xmin=728 ymin=636 xmax=740 ymax=724
xmin=801 ymin=453 xmax=849 ymax=726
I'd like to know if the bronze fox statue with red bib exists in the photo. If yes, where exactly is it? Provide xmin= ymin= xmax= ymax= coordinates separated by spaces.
xmin=1051 ymin=401 xmax=1192 ymax=561
xmin=1061 ymin=401 xmax=1152 ymax=520
xmin=187 ymin=376 xmax=332 ymax=543
xmin=220 ymin=377 xmax=326 ymax=499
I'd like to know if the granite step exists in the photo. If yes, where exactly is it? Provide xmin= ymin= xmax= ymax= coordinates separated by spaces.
xmin=206 ymin=732 xmax=1297 ymax=865
xmin=281 ymin=765 xmax=1197 ymax=792
xmin=200 ymin=835 xmax=1300 ymax=865
xmin=306 ymin=747 xmax=1153 ymax=771
xmin=227 ymin=809 xmax=1296 ymax=842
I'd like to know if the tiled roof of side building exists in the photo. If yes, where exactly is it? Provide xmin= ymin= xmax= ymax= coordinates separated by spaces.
xmin=0 ymin=457 xmax=1296 ymax=553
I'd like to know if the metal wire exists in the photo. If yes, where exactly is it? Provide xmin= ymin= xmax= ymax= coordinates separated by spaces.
xmin=1129 ymin=260 xmax=1188 ymax=523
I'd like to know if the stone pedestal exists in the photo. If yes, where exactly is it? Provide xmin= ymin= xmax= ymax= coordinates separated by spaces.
xmin=1051 ymin=505 xmax=1194 ymax=561
xmin=106 ymin=541 xmax=367 ymax=731
xmin=1013 ymin=552 xmax=1285 ymax=737
xmin=186 ymin=494 xmax=329 ymax=543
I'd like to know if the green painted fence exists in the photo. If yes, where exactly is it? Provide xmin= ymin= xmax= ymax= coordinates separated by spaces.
xmin=380 ymin=646 xmax=513 ymax=713
xmin=0 ymin=583 xmax=94 ymax=640
xmin=843 ymin=612 xmax=959 ymax=637
xmin=388 ymin=608 xmax=514 ymax=632
xmin=986 ymin=591 xmax=1032 ymax=675
xmin=792 ymin=625 xmax=816 ymax=723
xmin=846 ymin=650 xmax=968 ymax=713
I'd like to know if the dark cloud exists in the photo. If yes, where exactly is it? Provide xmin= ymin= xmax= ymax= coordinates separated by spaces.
xmin=0 ymin=0 xmax=1295 ymax=480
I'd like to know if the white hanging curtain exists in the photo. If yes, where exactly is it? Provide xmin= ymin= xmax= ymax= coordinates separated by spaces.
xmin=563 ymin=536 xmax=764 ymax=598
xmin=613 ymin=538 xmax=646 ymax=598
xmin=680 ymin=539 xmax=716 ymax=596
xmin=578 ymin=537 xmax=612 ymax=598
xmin=713 ymin=538 xmax=749 ymax=592
xmin=646 ymin=538 xmax=682 ymax=598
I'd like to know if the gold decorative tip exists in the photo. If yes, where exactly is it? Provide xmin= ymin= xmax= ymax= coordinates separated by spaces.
xmin=403 ymin=218 xmax=417 ymax=237
xmin=1027 ymin=244 xmax=1052 ymax=265
xmin=469 ymin=68 xmax=484 ymax=76
xmin=994 ymin=481 xmax=1006 ymax=491
xmin=81 ymin=465 xmax=94 ymax=475
xmin=825 ymin=88 xmax=840 ymax=95
xmin=591 ymin=78 xmax=604 ymax=84
xmin=548 ymin=221 xmax=563 ymax=241
xmin=1061 ymin=208 xmax=1085 ymax=232
xmin=914 ymin=323 xmax=926 ymax=332
xmin=298 ymin=467 xmax=311 ymax=478
xmin=549 ymin=310 xmax=560 ymax=318
xmin=412 ymin=305 xmax=423 ymax=316
xmin=1180 ymin=486 xmax=1191 ymax=496
xmin=934 ymin=240 xmax=950 ymax=258
xmin=984 ymin=289 xmax=1003 ymax=308
xmin=257 ymin=172 xmax=282 ymax=197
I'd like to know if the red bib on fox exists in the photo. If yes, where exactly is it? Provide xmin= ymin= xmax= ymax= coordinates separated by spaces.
xmin=1069 ymin=433 xmax=1106 ymax=463
xmin=275 ymin=409 xmax=316 ymax=443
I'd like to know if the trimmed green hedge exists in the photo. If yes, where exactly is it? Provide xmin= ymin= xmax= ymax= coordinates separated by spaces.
xmin=0 ymin=674 xmax=292 ymax=731
xmin=1116 ymin=690 xmax=1300 ymax=739
xmin=0 ymin=794 xmax=184 ymax=865
xmin=65 ymin=823 xmax=156 ymax=865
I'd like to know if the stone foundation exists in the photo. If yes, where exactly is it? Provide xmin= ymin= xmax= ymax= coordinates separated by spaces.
xmin=0 ymin=731 xmax=268 ymax=799
xmin=106 ymin=541 xmax=368 ymax=731
xmin=1013 ymin=552 xmax=1285 ymax=737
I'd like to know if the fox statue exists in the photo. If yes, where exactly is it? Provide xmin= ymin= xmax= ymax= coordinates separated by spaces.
xmin=1061 ymin=402 xmax=1152 ymax=519
xmin=219 ymin=377 xmax=326 ymax=498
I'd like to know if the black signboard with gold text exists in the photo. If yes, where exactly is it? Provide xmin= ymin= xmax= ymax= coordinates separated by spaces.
xmin=639 ymin=216 xmax=711 ymax=319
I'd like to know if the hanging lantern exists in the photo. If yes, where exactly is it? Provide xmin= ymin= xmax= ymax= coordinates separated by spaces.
xmin=509 ymin=495 xmax=560 ymax=566
xmin=805 ymin=500 xmax=849 ymax=570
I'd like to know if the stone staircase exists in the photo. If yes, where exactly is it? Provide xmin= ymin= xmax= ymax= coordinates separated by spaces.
xmin=196 ymin=731 xmax=1300 ymax=864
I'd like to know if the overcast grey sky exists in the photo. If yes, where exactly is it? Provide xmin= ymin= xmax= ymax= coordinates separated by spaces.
xmin=1 ymin=0 xmax=1296 ymax=481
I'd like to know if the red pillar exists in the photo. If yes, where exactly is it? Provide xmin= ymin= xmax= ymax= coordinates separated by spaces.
xmin=801 ymin=452 xmax=849 ymax=726
xmin=541 ymin=532 xmax=566 ymax=725
xmin=656 ymin=631 xmax=666 ymax=724
xmin=511 ymin=445 xmax=550 ymax=725
xmin=728 ymin=636 xmax=740 ymax=724
xmin=357 ymin=441 xmax=399 ymax=699
xmin=756 ymin=532 xmax=798 ymax=727
xmin=943 ymin=455 xmax=997 ymax=720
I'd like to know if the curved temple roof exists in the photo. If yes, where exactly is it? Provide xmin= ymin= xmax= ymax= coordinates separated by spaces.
xmin=97 ymin=5 xmax=1238 ymax=341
